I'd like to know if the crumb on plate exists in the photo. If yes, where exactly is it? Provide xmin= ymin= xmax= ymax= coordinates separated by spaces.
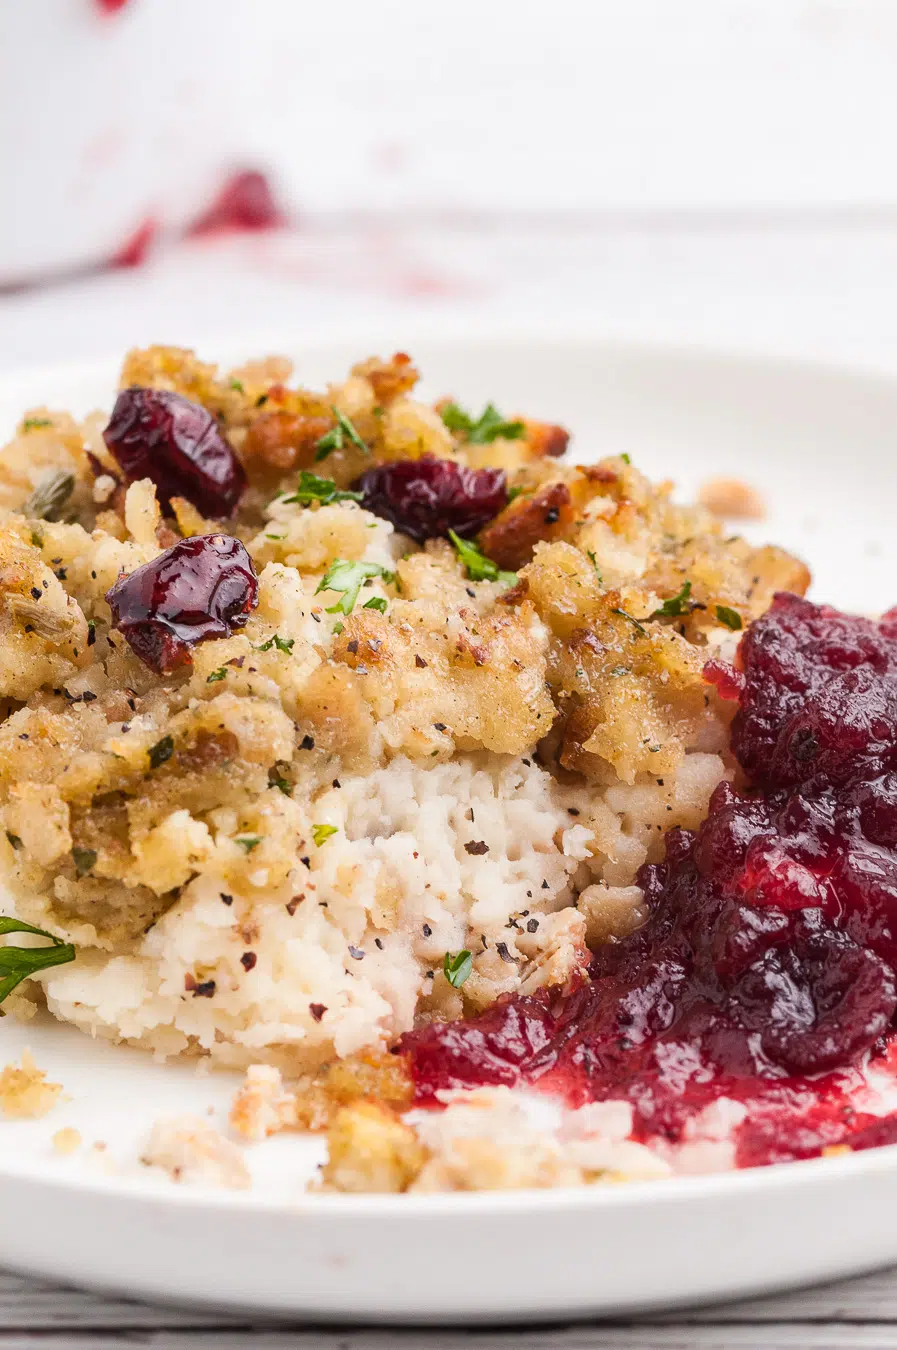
xmin=0 ymin=1049 xmax=62 ymax=1119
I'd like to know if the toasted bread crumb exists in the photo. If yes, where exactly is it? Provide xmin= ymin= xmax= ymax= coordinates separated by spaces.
xmin=141 ymin=1115 xmax=251 ymax=1190
xmin=317 ymin=1100 xmax=429 ymax=1193
xmin=698 ymin=476 xmax=766 ymax=521
xmin=230 ymin=1063 xmax=298 ymax=1141
xmin=53 ymin=1126 xmax=81 ymax=1155
xmin=0 ymin=1050 xmax=62 ymax=1119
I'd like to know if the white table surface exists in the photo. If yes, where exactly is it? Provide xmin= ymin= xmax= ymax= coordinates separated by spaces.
xmin=5 ymin=216 xmax=897 ymax=1346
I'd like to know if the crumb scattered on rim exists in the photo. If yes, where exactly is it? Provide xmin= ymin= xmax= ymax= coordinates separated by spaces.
xmin=140 ymin=1114 xmax=251 ymax=1189
xmin=52 ymin=1126 xmax=81 ymax=1155
xmin=698 ymin=476 xmax=767 ymax=521
xmin=0 ymin=1049 xmax=62 ymax=1119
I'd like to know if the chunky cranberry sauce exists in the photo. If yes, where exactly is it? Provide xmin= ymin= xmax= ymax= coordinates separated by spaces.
xmin=357 ymin=455 xmax=507 ymax=543
xmin=104 ymin=388 xmax=246 ymax=518
xmin=106 ymin=534 xmax=258 ymax=674
xmin=402 ymin=593 xmax=897 ymax=1167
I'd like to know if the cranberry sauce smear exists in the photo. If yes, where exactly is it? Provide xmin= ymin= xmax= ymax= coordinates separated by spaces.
xmin=187 ymin=171 xmax=285 ymax=236
xmin=106 ymin=535 xmax=258 ymax=674
xmin=104 ymin=388 xmax=246 ymax=518
xmin=402 ymin=593 xmax=897 ymax=1167
xmin=357 ymin=455 xmax=507 ymax=543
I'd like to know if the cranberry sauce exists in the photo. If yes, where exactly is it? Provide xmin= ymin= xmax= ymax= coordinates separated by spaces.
xmin=402 ymin=593 xmax=897 ymax=1167
xmin=187 ymin=171 xmax=285 ymax=236
xmin=104 ymin=388 xmax=246 ymax=518
xmin=357 ymin=455 xmax=507 ymax=543
xmin=106 ymin=534 xmax=258 ymax=674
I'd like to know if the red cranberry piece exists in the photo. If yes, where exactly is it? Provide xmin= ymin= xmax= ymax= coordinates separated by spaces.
xmin=357 ymin=455 xmax=507 ymax=543
xmin=188 ymin=171 xmax=285 ymax=236
xmin=104 ymin=388 xmax=246 ymax=518
xmin=730 ymin=935 xmax=896 ymax=1074
xmin=704 ymin=658 xmax=744 ymax=702
xmin=399 ymin=995 xmax=556 ymax=1101
xmin=106 ymin=534 xmax=258 ymax=674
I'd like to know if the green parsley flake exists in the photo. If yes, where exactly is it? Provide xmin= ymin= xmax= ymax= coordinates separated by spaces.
xmin=312 ymin=823 xmax=338 ymax=847
xmin=148 ymin=735 xmax=174 ymax=770
xmin=716 ymin=604 xmax=743 ymax=631
xmin=314 ymin=408 xmax=369 ymax=462
xmin=206 ymin=667 xmax=228 ymax=683
xmin=440 ymin=402 xmax=525 ymax=445
xmin=269 ymin=772 xmax=292 ymax=797
xmin=229 ymin=378 xmax=245 ymax=393
xmin=363 ymin=596 xmax=388 ymax=613
xmin=651 ymin=581 xmax=694 ymax=620
xmin=235 ymin=836 xmax=262 ymax=853
xmin=443 ymin=949 xmax=473 ymax=989
xmin=281 ymin=471 xmax=364 ymax=507
xmin=315 ymin=559 xmax=394 ymax=616
xmin=620 ymin=452 xmax=631 ymax=465
xmin=22 ymin=417 xmax=53 ymax=432
xmin=332 ymin=622 xmax=344 ymax=635
xmin=611 ymin=607 xmax=648 ymax=637
xmin=587 ymin=550 xmax=603 ymax=584
xmin=256 ymin=634 xmax=295 ymax=654
xmin=72 ymin=847 xmax=97 ymax=876
xmin=0 ymin=916 xmax=76 ymax=1009
xmin=448 ymin=531 xmax=516 ymax=586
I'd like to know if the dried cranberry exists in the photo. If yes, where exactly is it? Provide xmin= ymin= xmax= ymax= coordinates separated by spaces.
xmin=357 ymin=455 xmax=507 ymax=543
xmin=106 ymin=534 xmax=258 ymax=674
xmin=103 ymin=388 xmax=246 ymax=518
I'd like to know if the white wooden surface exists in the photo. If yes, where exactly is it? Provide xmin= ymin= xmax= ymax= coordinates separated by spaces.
xmin=7 ymin=1265 xmax=897 ymax=1347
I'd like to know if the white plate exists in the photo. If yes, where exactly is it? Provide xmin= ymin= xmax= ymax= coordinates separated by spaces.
xmin=3 ymin=332 xmax=897 ymax=1323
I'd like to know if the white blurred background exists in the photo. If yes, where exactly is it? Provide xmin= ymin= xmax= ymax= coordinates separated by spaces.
xmin=3 ymin=0 xmax=897 ymax=370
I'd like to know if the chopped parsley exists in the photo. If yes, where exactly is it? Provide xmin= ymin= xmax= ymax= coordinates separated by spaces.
xmin=256 ymin=634 xmax=295 ymax=654
xmin=440 ymin=402 xmax=525 ymax=445
xmin=448 ymin=531 xmax=516 ymax=585
xmin=620 ymin=452 xmax=631 ymax=465
xmin=312 ymin=823 xmax=338 ymax=847
xmin=268 ymin=770 xmax=293 ymax=797
xmin=716 ymin=604 xmax=743 ymax=631
xmin=650 ymin=581 xmax=695 ymax=619
xmin=0 ymin=915 xmax=76 ymax=1009
xmin=587 ymin=550 xmax=603 ymax=583
xmin=611 ymin=607 xmax=648 ymax=637
xmin=147 ymin=735 xmax=174 ymax=770
xmin=229 ymin=378 xmax=245 ymax=393
xmin=72 ymin=847 xmax=97 ymax=876
xmin=363 ymin=596 xmax=388 ymax=613
xmin=315 ymin=559 xmax=394 ymax=615
xmin=22 ymin=417 xmax=53 ymax=432
xmin=206 ymin=667 xmax=228 ymax=683
xmin=314 ymin=408 xmax=369 ymax=461
xmin=235 ymin=836 xmax=262 ymax=853
xmin=443 ymin=949 xmax=473 ymax=989
xmin=281 ymin=471 xmax=364 ymax=506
